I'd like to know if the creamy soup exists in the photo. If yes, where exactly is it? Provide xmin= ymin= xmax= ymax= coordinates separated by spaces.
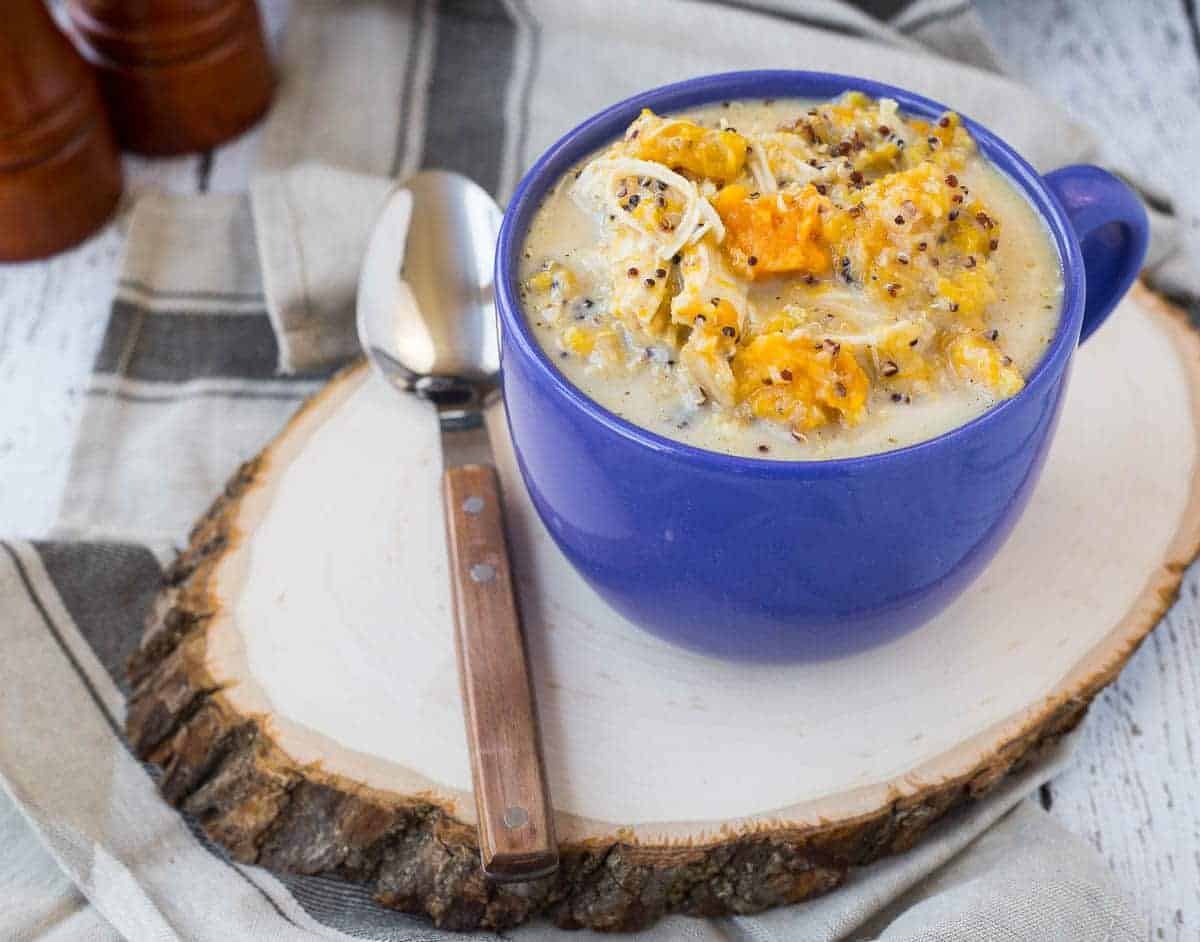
xmin=519 ymin=95 xmax=1063 ymax=460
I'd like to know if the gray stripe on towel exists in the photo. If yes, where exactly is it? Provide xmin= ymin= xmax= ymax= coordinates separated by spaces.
xmin=422 ymin=0 xmax=519 ymax=196
xmin=93 ymin=302 xmax=333 ymax=383
xmin=32 ymin=542 xmax=162 ymax=698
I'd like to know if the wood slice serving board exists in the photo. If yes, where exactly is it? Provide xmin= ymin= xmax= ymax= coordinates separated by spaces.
xmin=127 ymin=284 xmax=1200 ymax=932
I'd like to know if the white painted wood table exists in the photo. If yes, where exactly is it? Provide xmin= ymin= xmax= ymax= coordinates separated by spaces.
xmin=2 ymin=1 xmax=1198 ymax=937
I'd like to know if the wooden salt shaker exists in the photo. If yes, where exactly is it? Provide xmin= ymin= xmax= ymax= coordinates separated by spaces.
xmin=0 ymin=0 xmax=123 ymax=262
xmin=65 ymin=0 xmax=274 ymax=155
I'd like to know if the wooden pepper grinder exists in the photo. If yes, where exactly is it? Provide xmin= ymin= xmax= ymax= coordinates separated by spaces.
xmin=0 ymin=0 xmax=123 ymax=262
xmin=65 ymin=0 xmax=274 ymax=155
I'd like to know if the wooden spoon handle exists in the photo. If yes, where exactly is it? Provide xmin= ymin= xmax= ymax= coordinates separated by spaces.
xmin=442 ymin=463 xmax=558 ymax=882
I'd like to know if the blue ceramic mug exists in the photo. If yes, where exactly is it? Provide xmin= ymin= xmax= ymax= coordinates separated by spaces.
xmin=495 ymin=71 xmax=1148 ymax=661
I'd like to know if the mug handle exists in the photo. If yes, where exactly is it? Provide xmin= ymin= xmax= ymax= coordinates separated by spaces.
xmin=1043 ymin=165 xmax=1149 ymax=344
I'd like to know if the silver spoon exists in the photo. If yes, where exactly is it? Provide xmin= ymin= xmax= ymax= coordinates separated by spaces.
xmin=357 ymin=170 xmax=558 ymax=882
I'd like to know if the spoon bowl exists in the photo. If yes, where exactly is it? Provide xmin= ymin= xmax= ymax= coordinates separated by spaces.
xmin=357 ymin=170 xmax=503 ymax=399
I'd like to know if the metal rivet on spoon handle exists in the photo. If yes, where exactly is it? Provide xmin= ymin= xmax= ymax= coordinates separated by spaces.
xmin=357 ymin=170 xmax=558 ymax=882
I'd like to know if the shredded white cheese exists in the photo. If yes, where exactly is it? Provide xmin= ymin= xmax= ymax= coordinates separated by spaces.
xmin=743 ymin=130 xmax=822 ymax=195
xmin=777 ymin=285 xmax=899 ymax=329
xmin=746 ymin=141 xmax=777 ymax=194
xmin=785 ymin=319 xmax=920 ymax=348
xmin=573 ymin=157 xmax=725 ymax=261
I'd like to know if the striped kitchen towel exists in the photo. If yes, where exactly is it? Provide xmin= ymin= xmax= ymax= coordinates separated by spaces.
xmin=1 ymin=0 xmax=1178 ymax=939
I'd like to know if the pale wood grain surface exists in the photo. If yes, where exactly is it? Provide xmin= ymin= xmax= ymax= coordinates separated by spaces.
xmin=1 ymin=1 xmax=1196 ymax=937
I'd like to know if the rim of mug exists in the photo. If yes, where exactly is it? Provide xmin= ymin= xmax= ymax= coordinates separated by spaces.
xmin=495 ymin=70 xmax=1085 ymax=477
